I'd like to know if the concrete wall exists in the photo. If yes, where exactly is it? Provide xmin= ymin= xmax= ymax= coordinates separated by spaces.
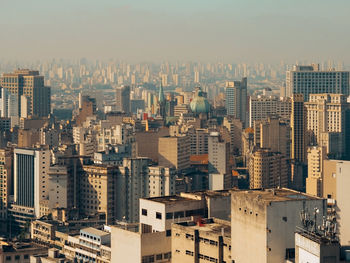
xmin=111 ymin=227 xmax=141 ymax=263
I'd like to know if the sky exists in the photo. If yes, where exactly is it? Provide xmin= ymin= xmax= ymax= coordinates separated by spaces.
xmin=0 ymin=0 xmax=349 ymax=63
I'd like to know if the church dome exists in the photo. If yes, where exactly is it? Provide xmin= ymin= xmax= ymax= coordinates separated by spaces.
xmin=190 ymin=88 xmax=210 ymax=114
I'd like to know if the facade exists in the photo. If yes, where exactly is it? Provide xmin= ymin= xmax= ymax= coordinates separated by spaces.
xmin=248 ymin=149 xmax=288 ymax=189
xmin=0 ymin=242 xmax=48 ymax=263
xmin=0 ymin=69 xmax=51 ymax=117
xmin=291 ymin=94 xmax=306 ymax=164
xmin=225 ymin=78 xmax=247 ymax=126
xmin=116 ymin=158 xmax=150 ymax=223
xmin=231 ymin=188 xmax=326 ymax=263
xmin=115 ymin=85 xmax=130 ymax=114
xmin=249 ymin=95 xmax=291 ymax=127
xmin=80 ymin=165 xmax=118 ymax=224
xmin=286 ymin=64 xmax=349 ymax=100
xmin=305 ymin=93 xmax=348 ymax=158
xmin=254 ymin=116 xmax=291 ymax=158
xmin=208 ymin=132 xmax=231 ymax=190
xmin=148 ymin=166 xmax=176 ymax=198
xmin=0 ymin=148 xmax=12 ymax=233
xmin=306 ymin=146 xmax=327 ymax=197
xmin=223 ymin=117 xmax=243 ymax=154
xmin=158 ymin=135 xmax=190 ymax=172
xmin=171 ymin=218 xmax=231 ymax=263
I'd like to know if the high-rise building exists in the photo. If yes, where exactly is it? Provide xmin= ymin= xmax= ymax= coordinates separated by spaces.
xmin=225 ymin=78 xmax=247 ymax=126
xmin=254 ymin=116 xmax=291 ymax=158
xmin=306 ymin=146 xmax=327 ymax=197
xmin=158 ymin=135 xmax=190 ymax=172
xmin=305 ymin=93 xmax=348 ymax=158
xmin=286 ymin=64 xmax=349 ymax=100
xmin=249 ymin=95 xmax=291 ymax=127
xmin=291 ymin=94 xmax=306 ymax=163
xmin=115 ymin=85 xmax=130 ymax=114
xmin=0 ymin=148 xmax=12 ymax=233
xmin=0 ymin=69 xmax=51 ymax=117
xmin=208 ymin=132 xmax=231 ymax=190
xmin=231 ymin=189 xmax=326 ymax=263
xmin=249 ymin=148 xmax=288 ymax=189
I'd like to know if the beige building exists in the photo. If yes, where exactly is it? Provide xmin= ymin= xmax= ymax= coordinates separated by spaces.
xmin=1 ymin=69 xmax=51 ymax=117
xmin=249 ymin=149 xmax=288 ymax=189
xmin=0 ymin=242 xmax=47 ymax=263
xmin=171 ymin=218 xmax=231 ymax=263
xmin=305 ymin=93 xmax=348 ymax=158
xmin=0 ymin=148 xmax=12 ymax=233
xmin=231 ymin=188 xmax=326 ymax=263
xmin=223 ymin=117 xmax=243 ymax=154
xmin=158 ymin=135 xmax=190 ymax=172
xmin=80 ymin=165 xmax=118 ymax=224
xmin=306 ymin=146 xmax=327 ymax=197
xmin=111 ymin=223 xmax=171 ymax=263
xmin=322 ymin=160 xmax=338 ymax=200
xmin=254 ymin=116 xmax=291 ymax=158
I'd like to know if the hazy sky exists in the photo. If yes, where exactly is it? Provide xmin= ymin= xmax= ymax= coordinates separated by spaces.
xmin=1 ymin=0 xmax=349 ymax=63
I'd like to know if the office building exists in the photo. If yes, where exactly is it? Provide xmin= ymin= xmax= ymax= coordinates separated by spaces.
xmin=0 ymin=69 xmax=51 ymax=117
xmin=249 ymin=148 xmax=288 ymax=189
xmin=286 ymin=64 xmax=349 ymax=100
xmin=231 ymin=188 xmax=326 ymax=263
xmin=158 ymin=135 xmax=190 ymax=172
xmin=305 ymin=93 xmax=348 ymax=158
xmin=172 ymin=218 xmax=231 ymax=263
xmin=249 ymin=95 xmax=291 ymax=127
xmin=223 ymin=117 xmax=243 ymax=154
xmin=254 ymin=116 xmax=291 ymax=158
xmin=291 ymin=94 xmax=306 ymax=163
xmin=148 ymin=166 xmax=176 ymax=198
xmin=225 ymin=78 xmax=247 ymax=126
xmin=306 ymin=146 xmax=327 ymax=197
xmin=208 ymin=132 xmax=231 ymax=190
xmin=115 ymin=85 xmax=130 ymax=114
xmin=116 ymin=158 xmax=150 ymax=223
xmin=0 ymin=148 xmax=12 ymax=233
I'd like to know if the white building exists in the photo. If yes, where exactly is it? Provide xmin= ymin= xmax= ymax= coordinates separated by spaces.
xmin=286 ymin=64 xmax=349 ymax=100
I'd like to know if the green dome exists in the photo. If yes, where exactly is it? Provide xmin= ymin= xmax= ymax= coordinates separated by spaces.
xmin=190 ymin=89 xmax=210 ymax=114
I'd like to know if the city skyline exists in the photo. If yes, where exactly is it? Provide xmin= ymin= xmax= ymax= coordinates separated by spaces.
xmin=1 ymin=0 xmax=350 ymax=63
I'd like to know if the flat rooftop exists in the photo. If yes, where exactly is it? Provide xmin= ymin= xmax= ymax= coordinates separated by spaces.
xmin=175 ymin=218 xmax=231 ymax=238
xmin=143 ymin=195 xmax=197 ymax=204
xmin=81 ymin=227 xmax=109 ymax=237
xmin=230 ymin=188 xmax=321 ymax=203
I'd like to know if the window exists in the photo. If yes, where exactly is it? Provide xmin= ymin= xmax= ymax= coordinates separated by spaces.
xmin=142 ymin=209 xmax=147 ymax=216
xmin=156 ymin=254 xmax=162 ymax=260
xmin=5 ymin=256 xmax=11 ymax=261
xmin=15 ymin=255 xmax=20 ymax=260
xmin=24 ymin=255 xmax=29 ymax=259
xmin=166 ymin=229 xmax=171 ymax=236
xmin=156 ymin=212 xmax=162 ymax=219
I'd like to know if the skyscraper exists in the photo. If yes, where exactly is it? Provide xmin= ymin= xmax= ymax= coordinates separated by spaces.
xmin=0 ymin=69 xmax=51 ymax=117
xmin=286 ymin=64 xmax=349 ymax=101
xmin=225 ymin=77 xmax=247 ymax=126
xmin=115 ymin=85 xmax=130 ymax=114
xmin=290 ymin=94 xmax=306 ymax=163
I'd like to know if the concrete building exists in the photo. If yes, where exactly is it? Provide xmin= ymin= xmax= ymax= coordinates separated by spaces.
xmin=0 ymin=69 xmax=51 ymax=117
xmin=249 ymin=95 xmax=291 ymax=127
xmin=295 ymin=230 xmax=340 ymax=263
xmin=0 ymin=148 xmax=12 ymax=234
xmin=291 ymin=94 xmax=306 ymax=164
xmin=0 ymin=242 xmax=48 ymax=263
xmin=225 ymin=78 xmax=247 ymax=126
xmin=254 ymin=116 xmax=291 ymax=158
xmin=111 ymin=223 xmax=171 ymax=263
xmin=286 ymin=64 xmax=349 ymax=100
xmin=116 ymin=158 xmax=150 ymax=223
xmin=223 ymin=117 xmax=243 ymax=154
xmin=208 ymin=132 xmax=231 ymax=190
xmin=249 ymin=148 xmax=288 ymax=189
xmin=80 ymin=164 xmax=118 ymax=224
xmin=306 ymin=146 xmax=327 ymax=197
xmin=158 ymin=135 xmax=190 ymax=172
xmin=242 ymin=127 xmax=254 ymax=167
xmin=171 ymin=218 xmax=231 ymax=263
xmin=305 ymin=93 xmax=348 ymax=159
xmin=115 ymin=85 xmax=130 ymax=114
xmin=148 ymin=166 xmax=176 ymax=198
xmin=322 ymin=160 xmax=350 ymax=247
xmin=231 ymin=188 xmax=326 ymax=263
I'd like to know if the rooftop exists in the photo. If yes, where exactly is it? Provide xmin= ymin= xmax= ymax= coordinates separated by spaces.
xmin=175 ymin=218 xmax=231 ymax=238
xmin=230 ymin=188 xmax=322 ymax=203
xmin=81 ymin=227 xmax=109 ymax=237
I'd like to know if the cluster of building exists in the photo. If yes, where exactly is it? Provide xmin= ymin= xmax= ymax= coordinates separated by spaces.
xmin=0 ymin=63 xmax=349 ymax=262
